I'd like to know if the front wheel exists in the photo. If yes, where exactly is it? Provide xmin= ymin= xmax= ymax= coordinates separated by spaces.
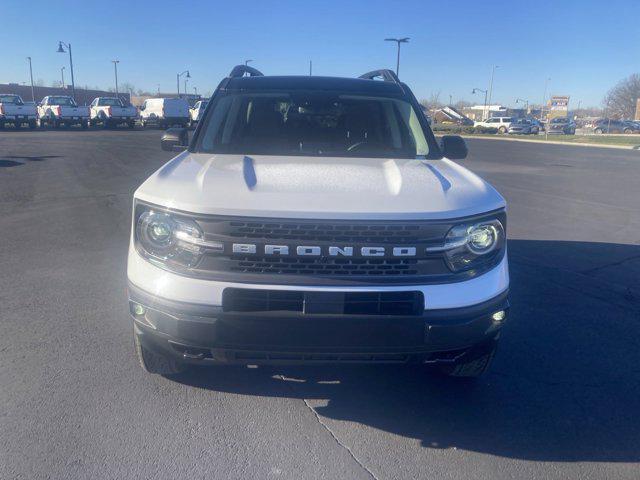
xmin=498 ymin=126 xmax=507 ymax=134
xmin=594 ymin=128 xmax=603 ymax=134
xmin=134 ymin=328 xmax=185 ymax=375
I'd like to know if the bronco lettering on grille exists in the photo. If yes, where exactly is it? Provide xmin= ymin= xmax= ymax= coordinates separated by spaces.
xmin=231 ymin=244 xmax=417 ymax=257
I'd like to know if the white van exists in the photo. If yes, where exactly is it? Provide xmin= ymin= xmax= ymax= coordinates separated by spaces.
xmin=139 ymin=98 xmax=190 ymax=129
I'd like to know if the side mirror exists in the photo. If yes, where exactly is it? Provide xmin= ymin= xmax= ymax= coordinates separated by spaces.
xmin=161 ymin=128 xmax=189 ymax=152
xmin=440 ymin=135 xmax=468 ymax=160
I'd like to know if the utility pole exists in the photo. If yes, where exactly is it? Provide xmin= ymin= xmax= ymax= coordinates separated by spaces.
xmin=449 ymin=94 xmax=453 ymax=106
xmin=384 ymin=37 xmax=409 ymax=77
xmin=487 ymin=65 xmax=499 ymax=116
xmin=309 ymin=60 xmax=312 ymax=76
xmin=26 ymin=57 xmax=35 ymax=102
xmin=112 ymin=60 xmax=120 ymax=97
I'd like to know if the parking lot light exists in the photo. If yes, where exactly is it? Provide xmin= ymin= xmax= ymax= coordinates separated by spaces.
xmin=472 ymin=87 xmax=488 ymax=120
xmin=177 ymin=70 xmax=190 ymax=96
xmin=112 ymin=60 xmax=120 ymax=97
xmin=26 ymin=57 xmax=35 ymax=102
xmin=384 ymin=37 xmax=409 ymax=77
xmin=57 ymin=41 xmax=76 ymax=101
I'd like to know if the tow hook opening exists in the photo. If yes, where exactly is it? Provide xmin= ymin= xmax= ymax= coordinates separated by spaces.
xmin=169 ymin=341 xmax=213 ymax=360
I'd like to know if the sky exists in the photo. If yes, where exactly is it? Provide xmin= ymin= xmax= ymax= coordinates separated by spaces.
xmin=2 ymin=0 xmax=638 ymax=108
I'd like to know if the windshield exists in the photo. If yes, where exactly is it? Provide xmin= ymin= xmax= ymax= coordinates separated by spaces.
xmin=0 ymin=95 xmax=23 ymax=105
xmin=99 ymin=98 xmax=124 ymax=106
xmin=551 ymin=117 xmax=568 ymax=123
xmin=197 ymin=91 xmax=430 ymax=158
xmin=49 ymin=97 xmax=77 ymax=106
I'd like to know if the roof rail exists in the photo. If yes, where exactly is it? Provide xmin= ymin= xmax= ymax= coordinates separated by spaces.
xmin=228 ymin=65 xmax=264 ymax=78
xmin=358 ymin=69 xmax=401 ymax=84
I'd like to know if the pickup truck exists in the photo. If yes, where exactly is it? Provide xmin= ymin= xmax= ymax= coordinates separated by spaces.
xmin=128 ymin=65 xmax=509 ymax=379
xmin=188 ymin=100 xmax=208 ymax=127
xmin=474 ymin=117 xmax=513 ymax=133
xmin=0 ymin=94 xmax=37 ymax=129
xmin=89 ymin=97 xmax=138 ymax=128
xmin=37 ymin=96 xmax=90 ymax=129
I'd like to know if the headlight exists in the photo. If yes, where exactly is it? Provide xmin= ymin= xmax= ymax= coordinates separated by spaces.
xmin=135 ymin=207 xmax=220 ymax=269
xmin=429 ymin=218 xmax=505 ymax=272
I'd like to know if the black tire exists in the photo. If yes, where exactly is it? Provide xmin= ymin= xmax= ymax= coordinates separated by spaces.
xmin=134 ymin=328 xmax=185 ymax=375
xmin=624 ymin=128 xmax=632 ymax=134
xmin=81 ymin=120 xmax=89 ymax=130
xmin=0 ymin=122 xmax=4 ymax=130
xmin=28 ymin=120 xmax=37 ymax=130
xmin=128 ymin=121 xmax=135 ymax=129
xmin=435 ymin=341 xmax=498 ymax=378
xmin=498 ymin=126 xmax=507 ymax=134
xmin=594 ymin=128 xmax=603 ymax=134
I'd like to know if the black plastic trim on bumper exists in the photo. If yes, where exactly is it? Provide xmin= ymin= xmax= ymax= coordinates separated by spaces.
xmin=128 ymin=282 xmax=509 ymax=365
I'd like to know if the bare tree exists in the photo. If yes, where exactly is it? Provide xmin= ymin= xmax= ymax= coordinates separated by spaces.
xmin=420 ymin=91 xmax=442 ymax=111
xmin=603 ymin=74 xmax=640 ymax=119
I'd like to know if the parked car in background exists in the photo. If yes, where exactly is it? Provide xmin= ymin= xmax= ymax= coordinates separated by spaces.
xmin=188 ymin=100 xmax=208 ymax=127
xmin=0 ymin=94 xmax=37 ymax=129
xmin=474 ymin=117 xmax=512 ymax=133
xmin=547 ymin=117 xmax=576 ymax=135
xmin=622 ymin=120 xmax=640 ymax=133
xmin=139 ymin=98 xmax=190 ymax=129
xmin=591 ymin=119 xmax=635 ymax=134
xmin=90 ymin=97 xmax=138 ymax=129
xmin=37 ymin=96 xmax=90 ymax=129
xmin=508 ymin=118 xmax=538 ymax=135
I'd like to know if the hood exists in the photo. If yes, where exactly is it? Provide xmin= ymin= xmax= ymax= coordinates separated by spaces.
xmin=135 ymin=153 xmax=505 ymax=220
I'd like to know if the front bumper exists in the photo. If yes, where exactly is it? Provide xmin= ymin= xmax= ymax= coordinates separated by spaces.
xmin=128 ymin=281 xmax=509 ymax=365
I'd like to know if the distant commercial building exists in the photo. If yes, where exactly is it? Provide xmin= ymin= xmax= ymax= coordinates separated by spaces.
xmin=462 ymin=105 xmax=508 ymax=121
xmin=0 ymin=83 xmax=130 ymax=106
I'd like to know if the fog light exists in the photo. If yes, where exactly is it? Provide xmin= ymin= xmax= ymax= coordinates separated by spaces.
xmin=491 ymin=310 xmax=506 ymax=323
xmin=132 ymin=303 xmax=146 ymax=316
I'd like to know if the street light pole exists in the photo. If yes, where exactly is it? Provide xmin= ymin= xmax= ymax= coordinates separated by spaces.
xmin=61 ymin=67 xmax=65 ymax=88
xmin=26 ymin=57 xmax=35 ymax=102
xmin=245 ymin=59 xmax=253 ymax=66
xmin=541 ymin=77 xmax=550 ymax=121
xmin=487 ymin=65 xmax=499 ymax=114
xmin=472 ymin=88 xmax=488 ymax=120
xmin=112 ymin=60 xmax=120 ymax=97
xmin=177 ymin=70 xmax=190 ymax=97
xmin=384 ymin=37 xmax=409 ymax=77
xmin=57 ymin=42 xmax=76 ymax=101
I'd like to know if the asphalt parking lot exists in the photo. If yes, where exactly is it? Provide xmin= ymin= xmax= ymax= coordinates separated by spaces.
xmin=1 ymin=129 xmax=639 ymax=479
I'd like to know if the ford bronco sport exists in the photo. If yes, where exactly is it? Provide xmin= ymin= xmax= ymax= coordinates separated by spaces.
xmin=127 ymin=65 xmax=509 ymax=377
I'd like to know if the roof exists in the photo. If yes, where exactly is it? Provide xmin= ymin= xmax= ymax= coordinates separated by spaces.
xmin=223 ymin=75 xmax=406 ymax=96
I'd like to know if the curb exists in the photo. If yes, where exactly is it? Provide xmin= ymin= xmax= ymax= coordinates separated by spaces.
xmin=458 ymin=135 xmax=640 ymax=151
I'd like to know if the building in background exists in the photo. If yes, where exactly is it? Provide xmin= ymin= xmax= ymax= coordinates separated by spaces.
xmin=462 ymin=104 xmax=508 ymax=120
xmin=0 ymin=83 xmax=130 ymax=105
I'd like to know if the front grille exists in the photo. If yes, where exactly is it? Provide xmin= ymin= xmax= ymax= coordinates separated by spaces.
xmin=226 ymin=220 xmax=435 ymax=243
xmin=222 ymin=288 xmax=424 ymax=316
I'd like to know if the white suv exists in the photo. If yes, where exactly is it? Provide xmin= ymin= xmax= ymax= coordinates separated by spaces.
xmin=127 ymin=66 xmax=509 ymax=378
xmin=474 ymin=117 xmax=513 ymax=133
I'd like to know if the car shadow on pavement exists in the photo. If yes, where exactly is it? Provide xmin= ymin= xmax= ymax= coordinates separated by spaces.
xmin=0 ymin=155 xmax=61 ymax=167
xmin=171 ymin=240 xmax=640 ymax=462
